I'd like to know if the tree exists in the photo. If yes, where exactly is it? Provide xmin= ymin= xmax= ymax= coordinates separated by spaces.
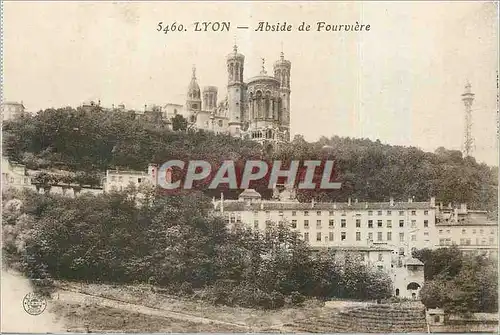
xmin=171 ymin=114 xmax=188 ymax=131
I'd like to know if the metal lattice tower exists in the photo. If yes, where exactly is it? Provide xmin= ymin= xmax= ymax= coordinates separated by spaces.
xmin=462 ymin=81 xmax=475 ymax=157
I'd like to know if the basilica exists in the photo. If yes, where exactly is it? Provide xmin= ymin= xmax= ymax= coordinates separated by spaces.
xmin=163 ymin=45 xmax=292 ymax=148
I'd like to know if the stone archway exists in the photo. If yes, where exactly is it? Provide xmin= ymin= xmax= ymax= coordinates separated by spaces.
xmin=407 ymin=282 xmax=421 ymax=290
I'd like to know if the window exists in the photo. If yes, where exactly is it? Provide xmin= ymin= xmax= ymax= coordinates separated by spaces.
xmin=236 ymin=214 xmax=241 ymax=223
xmin=399 ymin=232 xmax=404 ymax=242
xmin=292 ymin=211 xmax=296 ymax=216
xmin=341 ymin=219 xmax=346 ymax=228
xmin=368 ymin=220 xmax=373 ymax=228
xmin=387 ymin=232 xmax=392 ymax=241
xmin=329 ymin=211 xmax=334 ymax=216
xmin=111 ymin=176 xmax=117 ymax=182
xmin=377 ymin=220 xmax=383 ymax=228
xmin=316 ymin=220 xmax=322 ymax=229
xmin=399 ymin=211 xmax=404 ymax=216
xmin=329 ymin=232 xmax=334 ymax=242
xmin=377 ymin=210 xmax=382 ymax=216
xmin=254 ymin=220 xmax=259 ymax=229
xmin=118 ymin=176 xmax=123 ymax=182
xmin=411 ymin=234 xmax=416 ymax=241
xmin=424 ymin=210 xmax=429 ymax=215
xmin=378 ymin=253 xmax=383 ymax=261
xmin=230 ymin=216 xmax=236 ymax=223
xmin=489 ymin=237 xmax=494 ymax=245
xmin=291 ymin=220 xmax=297 ymax=229
xmin=439 ymin=238 xmax=445 ymax=246
xmin=387 ymin=220 xmax=392 ymax=228
xmin=387 ymin=210 xmax=392 ymax=216
xmin=341 ymin=232 xmax=346 ymax=241
xmin=490 ymin=229 xmax=495 ymax=235
xmin=278 ymin=211 xmax=283 ymax=216
xmin=137 ymin=177 xmax=142 ymax=183
xmin=316 ymin=211 xmax=321 ymax=216
xmin=399 ymin=220 xmax=404 ymax=227
xmin=356 ymin=232 xmax=361 ymax=241
xmin=446 ymin=229 xmax=450 ymax=234
xmin=253 ymin=211 xmax=258 ymax=216
xmin=439 ymin=229 xmax=443 ymax=234
xmin=368 ymin=232 xmax=373 ymax=241
xmin=480 ymin=229 xmax=484 ymax=234
xmin=329 ymin=219 xmax=335 ymax=228
xmin=462 ymin=229 xmax=466 ymax=234
xmin=411 ymin=211 xmax=416 ymax=216
xmin=368 ymin=210 xmax=373 ymax=216
xmin=316 ymin=232 xmax=322 ymax=241
xmin=424 ymin=231 xmax=429 ymax=236
xmin=304 ymin=211 xmax=309 ymax=216
xmin=265 ymin=211 xmax=270 ymax=217
xmin=424 ymin=220 xmax=428 ymax=228
xmin=411 ymin=220 xmax=416 ymax=228
xmin=377 ymin=232 xmax=383 ymax=241
xmin=304 ymin=232 xmax=309 ymax=241
xmin=304 ymin=220 xmax=309 ymax=229
xmin=356 ymin=219 xmax=361 ymax=227
xmin=377 ymin=265 xmax=384 ymax=271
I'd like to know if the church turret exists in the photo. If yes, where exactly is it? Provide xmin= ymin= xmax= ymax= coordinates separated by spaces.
xmin=274 ymin=51 xmax=291 ymax=140
xmin=226 ymin=44 xmax=245 ymax=136
xmin=186 ymin=65 xmax=201 ymax=123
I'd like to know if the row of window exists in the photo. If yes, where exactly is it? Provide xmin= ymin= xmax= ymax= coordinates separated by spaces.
xmin=110 ymin=176 xmax=144 ymax=183
xmin=295 ymin=230 xmax=427 ymax=243
xmin=440 ymin=237 xmax=496 ymax=246
xmin=438 ymin=228 xmax=495 ymax=235
xmin=255 ymin=210 xmax=429 ymax=217
xmin=281 ymin=219 xmax=429 ymax=229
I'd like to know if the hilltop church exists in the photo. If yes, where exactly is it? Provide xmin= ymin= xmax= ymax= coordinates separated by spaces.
xmin=163 ymin=45 xmax=292 ymax=148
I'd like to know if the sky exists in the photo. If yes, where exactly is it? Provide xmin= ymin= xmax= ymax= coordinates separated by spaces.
xmin=2 ymin=1 xmax=499 ymax=165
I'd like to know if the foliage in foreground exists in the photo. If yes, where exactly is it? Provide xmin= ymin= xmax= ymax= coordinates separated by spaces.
xmin=3 ymin=188 xmax=392 ymax=309
xmin=414 ymin=247 xmax=498 ymax=314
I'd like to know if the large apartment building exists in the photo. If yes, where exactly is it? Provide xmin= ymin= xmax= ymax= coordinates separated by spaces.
xmin=213 ymin=187 xmax=438 ymax=257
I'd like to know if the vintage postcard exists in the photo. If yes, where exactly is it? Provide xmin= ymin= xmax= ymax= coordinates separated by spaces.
xmin=1 ymin=1 xmax=499 ymax=334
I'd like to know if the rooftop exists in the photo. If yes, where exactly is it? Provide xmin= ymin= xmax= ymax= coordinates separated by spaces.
xmin=216 ymin=200 xmax=433 ymax=212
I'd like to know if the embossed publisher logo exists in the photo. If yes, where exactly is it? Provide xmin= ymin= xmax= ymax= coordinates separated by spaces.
xmin=22 ymin=292 xmax=47 ymax=315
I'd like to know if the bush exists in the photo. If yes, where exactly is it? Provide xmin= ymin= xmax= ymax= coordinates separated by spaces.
xmin=179 ymin=281 xmax=194 ymax=296
xmin=270 ymin=290 xmax=285 ymax=309
xmin=290 ymin=291 xmax=306 ymax=306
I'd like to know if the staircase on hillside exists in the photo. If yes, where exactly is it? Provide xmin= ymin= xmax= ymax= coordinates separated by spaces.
xmin=284 ymin=303 xmax=427 ymax=333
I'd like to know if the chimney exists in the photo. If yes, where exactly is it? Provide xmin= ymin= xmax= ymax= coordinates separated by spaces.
xmin=448 ymin=203 xmax=452 ymax=209
xmin=348 ymin=198 xmax=352 ymax=206
xmin=260 ymin=201 xmax=264 ymax=210
xmin=460 ymin=203 xmax=467 ymax=212
xmin=333 ymin=202 xmax=337 ymax=209
xmin=408 ymin=197 xmax=413 ymax=203
xmin=390 ymin=197 xmax=394 ymax=207
xmin=355 ymin=198 xmax=358 ymax=204
xmin=365 ymin=202 xmax=368 ymax=209
xmin=311 ymin=198 xmax=316 ymax=208
xmin=430 ymin=197 xmax=436 ymax=207
xmin=440 ymin=202 xmax=443 ymax=209
xmin=454 ymin=208 xmax=458 ymax=221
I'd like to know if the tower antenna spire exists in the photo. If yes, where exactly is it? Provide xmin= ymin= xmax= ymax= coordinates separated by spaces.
xmin=462 ymin=80 xmax=475 ymax=157
xmin=233 ymin=35 xmax=238 ymax=53
xmin=192 ymin=64 xmax=196 ymax=79
xmin=260 ymin=58 xmax=266 ymax=74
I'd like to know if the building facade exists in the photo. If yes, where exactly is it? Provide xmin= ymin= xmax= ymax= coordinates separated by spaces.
xmin=1 ymin=101 xmax=26 ymax=121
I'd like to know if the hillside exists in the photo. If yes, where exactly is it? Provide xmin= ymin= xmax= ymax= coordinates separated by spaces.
xmin=2 ymin=106 xmax=497 ymax=211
